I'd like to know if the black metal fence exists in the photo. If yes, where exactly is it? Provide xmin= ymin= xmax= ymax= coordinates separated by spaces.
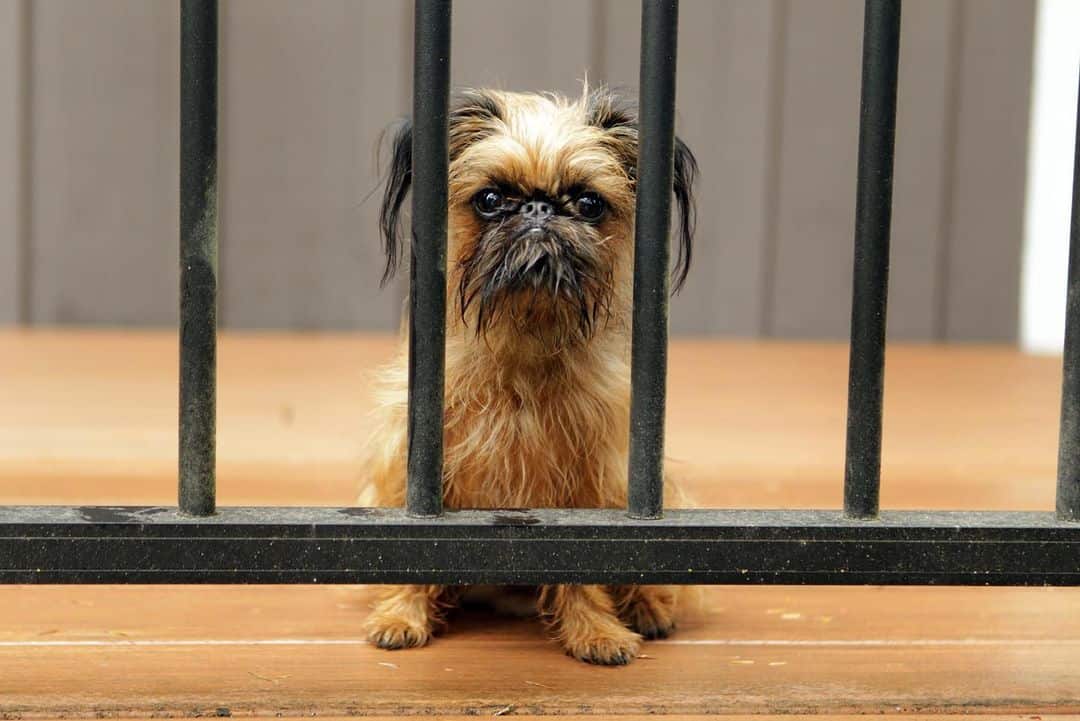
xmin=2 ymin=0 xmax=1080 ymax=586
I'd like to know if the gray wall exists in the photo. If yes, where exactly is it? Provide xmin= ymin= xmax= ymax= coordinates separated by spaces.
xmin=0 ymin=0 xmax=1035 ymax=340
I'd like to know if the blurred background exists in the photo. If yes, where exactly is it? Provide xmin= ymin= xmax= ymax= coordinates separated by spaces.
xmin=0 ymin=0 xmax=1076 ymax=346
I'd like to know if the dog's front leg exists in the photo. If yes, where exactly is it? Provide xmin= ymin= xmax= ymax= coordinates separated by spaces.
xmin=611 ymin=584 xmax=678 ymax=639
xmin=365 ymin=584 xmax=457 ymax=649
xmin=539 ymin=584 xmax=642 ymax=665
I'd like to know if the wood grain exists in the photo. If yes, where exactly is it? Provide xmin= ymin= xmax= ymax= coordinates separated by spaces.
xmin=0 ymin=331 xmax=1077 ymax=716
xmin=57 ymin=718 xmax=1080 ymax=721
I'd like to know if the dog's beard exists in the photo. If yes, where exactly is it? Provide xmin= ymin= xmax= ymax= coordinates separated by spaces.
xmin=457 ymin=217 xmax=615 ymax=349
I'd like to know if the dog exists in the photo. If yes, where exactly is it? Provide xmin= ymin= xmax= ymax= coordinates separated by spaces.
xmin=359 ymin=85 xmax=697 ymax=665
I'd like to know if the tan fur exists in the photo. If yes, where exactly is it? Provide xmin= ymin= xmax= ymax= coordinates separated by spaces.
xmin=361 ymin=87 xmax=687 ymax=665
xmin=363 ymin=584 xmax=459 ymax=649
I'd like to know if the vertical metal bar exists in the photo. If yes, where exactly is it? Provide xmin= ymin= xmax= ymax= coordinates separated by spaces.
xmin=1056 ymin=68 xmax=1080 ymax=522
xmin=179 ymin=0 xmax=218 ymax=517
xmin=628 ymin=0 xmax=679 ymax=520
xmin=406 ymin=0 xmax=451 ymax=517
xmin=843 ymin=0 xmax=901 ymax=520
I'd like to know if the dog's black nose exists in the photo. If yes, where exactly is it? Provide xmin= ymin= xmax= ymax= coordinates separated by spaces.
xmin=520 ymin=199 xmax=554 ymax=222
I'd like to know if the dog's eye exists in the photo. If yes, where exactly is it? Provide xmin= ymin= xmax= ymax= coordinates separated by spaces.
xmin=575 ymin=192 xmax=605 ymax=221
xmin=473 ymin=189 xmax=505 ymax=217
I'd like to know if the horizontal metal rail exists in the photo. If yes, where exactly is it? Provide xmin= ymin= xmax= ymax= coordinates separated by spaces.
xmin=2 ymin=506 xmax=1079 ymax=586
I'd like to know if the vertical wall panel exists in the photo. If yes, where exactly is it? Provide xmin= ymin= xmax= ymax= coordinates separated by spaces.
xmin=594 ymin=0 xmax=781 ymax=336
xmin=0 ymin=0 xmax=25 ymax=324
xmin=219 ymin=0 xmax=409 ymax=330
xmin=28 ymin=0 xmax=178 ymax=326
xmin=768 ymin=0 xmax=981 ymax=341
xmin=451 ymin=0 xmax=595 ymax=98
xmin=767 ymin=0 xmax=863 ymax=339
xmin=591 ymin=0 xmax=636 ymax=86
xmin=674 ymin=0 xmax=780 ymax=335
xmin=8 ymin=0 xmax=1037 ymax=339
xmin=941 ymin=0 xmax=1035 ymax=342
xmin=889 ymin=0 xmax=957 ymax=340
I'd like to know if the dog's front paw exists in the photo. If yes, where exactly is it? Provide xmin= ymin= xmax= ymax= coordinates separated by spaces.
xmin=620 ymin=587 xmax=677 ymax=640
xmin=626 ymin=606 xmax=675 ymax=640
xmin=564 ymin=625 xmax=642 ymax=666
xmin=365 ymin=613 xmax=432 ymax=650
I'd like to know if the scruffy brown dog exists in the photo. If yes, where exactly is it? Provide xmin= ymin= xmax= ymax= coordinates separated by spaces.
xmin=359 ymin=85 xmax=696 ymax=665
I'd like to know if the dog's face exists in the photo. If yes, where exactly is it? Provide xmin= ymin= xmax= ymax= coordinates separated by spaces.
xmin=380 ymin=87 xmax=696 ymax=349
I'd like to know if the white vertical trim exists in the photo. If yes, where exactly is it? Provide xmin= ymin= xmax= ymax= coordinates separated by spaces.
xmin=1020 ymin=0 xmax=1080 ymax=353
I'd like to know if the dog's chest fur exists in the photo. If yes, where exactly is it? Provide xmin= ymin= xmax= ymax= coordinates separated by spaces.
xmin=440 ymin=340 xmax=631 ymax=510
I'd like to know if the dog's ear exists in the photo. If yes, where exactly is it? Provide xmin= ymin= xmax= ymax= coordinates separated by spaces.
xmin=378 ymin=91 xmax=503 ymax=286
xmin=378 ymin=118 xmax=412 ymax=286
xmin=671 ymin=134 xmax=698 ymax=293
xmin=448 ymin=89 xmax=503 ymax=159
xmin=586 ymin=87 xmax=699 ymax=294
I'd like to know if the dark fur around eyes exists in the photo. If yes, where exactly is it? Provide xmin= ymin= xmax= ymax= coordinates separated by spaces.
xmin=378 ymin=87 xmax=698 ymax=293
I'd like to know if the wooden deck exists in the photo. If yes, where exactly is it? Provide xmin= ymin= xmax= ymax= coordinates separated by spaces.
xmin=1 ymin=330 xmax=1078 ymax=717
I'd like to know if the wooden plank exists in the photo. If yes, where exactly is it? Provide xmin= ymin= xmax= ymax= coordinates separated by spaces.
xmin=592 ymin=0 xmax=780 ymax=335
xmin=27 ymin=0 xmax=178 ymax=326
xmin=940 ymin=0 xmax=1036 ymax=341
xmin=1 ymin=585 xmax=1079 ymax=716
xmin=218 ymin=0 xmax=408 ymax=331
xmin=0 ymin=331 xmax=1076 ymax=715
xmin=0 ymin=331 xmax=1062 ymax=510
xmin=72 ymin=718 xmax=1080 ymax=721
xmin=0 ymin=0 xmax=25 ymax=325
xmin=26 ymin=718 xmax=1080 ymax=721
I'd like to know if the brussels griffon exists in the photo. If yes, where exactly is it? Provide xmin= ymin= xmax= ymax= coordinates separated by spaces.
xmin=359 ymin=86 xmax=697 ymax=665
